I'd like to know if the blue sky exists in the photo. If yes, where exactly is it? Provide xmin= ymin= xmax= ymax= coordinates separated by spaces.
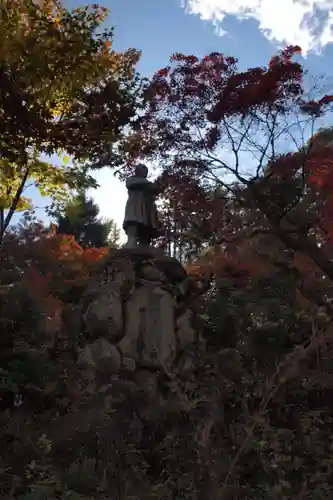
xmin=22 ymin=0 xmax=333 ymax=239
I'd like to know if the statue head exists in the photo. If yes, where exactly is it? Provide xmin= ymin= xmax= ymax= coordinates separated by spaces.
xmin=135 ymin=163 xmax=148 ymax=179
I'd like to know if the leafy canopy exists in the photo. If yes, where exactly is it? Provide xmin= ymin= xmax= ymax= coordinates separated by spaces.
xmin=0 ymin=0 xmax=142 ymax=241
xmin=0 ymin=0 xmax=141 ymax=162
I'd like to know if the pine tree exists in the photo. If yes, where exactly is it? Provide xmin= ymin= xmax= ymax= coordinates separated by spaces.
xmin=53 ymin=193 xmax=120 ymax=248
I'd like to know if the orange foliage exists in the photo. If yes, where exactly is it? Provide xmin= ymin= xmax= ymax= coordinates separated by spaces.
xmin=186 ymin=246 xmax=252 ymax=286
xmin=1 ymin=224 xmax=108 ymax=336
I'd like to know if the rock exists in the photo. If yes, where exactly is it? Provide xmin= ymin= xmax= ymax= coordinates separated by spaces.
xmin=117 ymin=285 xmax=176 ymax=369
xmin=140 ymin=265 xmax=167 ymax=283
xmin=106 ymin=249 xmax=186 ymax=281
xmin=73 ymin=246 xmax=205 ymax=382
xmin=121 ymin=356 xmax=136 ymax=371
xmin=61 ymin=304 xmax=83 ymax=332
xmin=82 ymin=256 xmax=135 ymax=308
xmin=83 ymin=292 xmax=123 ymax=343
xmin=154 ymin=255 xmax=187 ymax=283
xmin=77 ymin=338 xmax=121 ymax=373
xmin=175 ymin=352 xmax=194 ymax=373
xmin=102 ymin=258 xmax=136 ymax=295
xmin=107 ymin=246 xmax=163 ymax=261
xmin=176 ymin=309 xmax=197 ymax=350
xmin=135 ymin=370 xmax=158 ymax=397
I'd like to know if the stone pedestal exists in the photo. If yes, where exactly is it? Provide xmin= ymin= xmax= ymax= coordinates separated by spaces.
xmin=65 ymin=247 xmax=205 ymax=379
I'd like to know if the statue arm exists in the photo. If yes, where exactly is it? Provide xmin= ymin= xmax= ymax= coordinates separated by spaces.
xmin=126 ymin=177 xmax=149 ymax=189
xmin=148 ymin=181 xmax=162 ymax=194
xmin=125 ymin=177 xmax=162 ymax=195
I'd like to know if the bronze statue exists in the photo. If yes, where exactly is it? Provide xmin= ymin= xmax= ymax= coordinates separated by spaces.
xmin=123 ymin=164 xmax=162 ymax=247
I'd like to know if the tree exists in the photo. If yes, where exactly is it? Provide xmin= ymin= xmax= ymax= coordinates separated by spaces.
xmin=120 ymin=47 xmax=333 ymax=291
xmin=106 ymin=47 xmax=333 ymax=495
xmin=157 ymin=169 xmax=226 ymax=263
xmin=5 ymin=44 xmax=333 ymax=499
xmin=53 ymin=192 xmax=120 ymax=248
xmin=0 ymin=0 xmax=142 ymax=243
xmin=1 ymin=217 xmax=108 ymax=292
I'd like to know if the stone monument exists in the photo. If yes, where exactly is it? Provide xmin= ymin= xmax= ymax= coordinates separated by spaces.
xmin=62 ymin=164 xmax=208 ymax=398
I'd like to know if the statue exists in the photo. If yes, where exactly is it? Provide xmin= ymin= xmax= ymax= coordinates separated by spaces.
xmin=123 ymin=163 xmax=162 ymax=247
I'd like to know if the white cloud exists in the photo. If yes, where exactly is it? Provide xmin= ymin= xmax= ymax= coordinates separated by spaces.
xmin=181 ymin=0 xmax=333 ymax=55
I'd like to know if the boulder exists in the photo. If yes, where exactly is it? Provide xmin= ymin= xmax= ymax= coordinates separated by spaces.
xmin=83 ymin=292 xmax=123 ymax=343
xmin=77 ymin=338 xmax=121 ymax=373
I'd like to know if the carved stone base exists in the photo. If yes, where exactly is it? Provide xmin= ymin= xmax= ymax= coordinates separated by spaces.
xmin=63 ymin=247 xmax=205 ymax=380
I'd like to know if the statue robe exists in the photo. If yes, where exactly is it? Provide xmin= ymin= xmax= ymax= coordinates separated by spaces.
xmin=123 ymin=176 xmax=159 ymax=235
